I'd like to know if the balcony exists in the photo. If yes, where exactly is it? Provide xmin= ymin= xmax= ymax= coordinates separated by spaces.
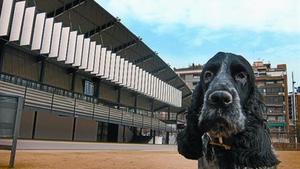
xmin=267 ymin=122 xmax=287 ymax=128
xmin=0 ymin=73 xmax=174 ymax=132
xmin=265 ymin=104 xmax=285 ymax=107
xmin=266 ymin=113 xmax=286 ymax=116
xmin=158 ymin=112 xmax=178 ymax=124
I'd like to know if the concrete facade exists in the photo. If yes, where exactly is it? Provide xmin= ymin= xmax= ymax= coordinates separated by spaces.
xmin=174 ymin=64 xmax=203 ymax=91
xmin=0 ymin=0 xmax=191 ymax=145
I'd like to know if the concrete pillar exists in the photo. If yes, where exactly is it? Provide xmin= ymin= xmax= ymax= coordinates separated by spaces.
xmin=71 ymin=117 xmax=77 ymax=141
xmin=153 ymin=130 xmax=156 ymax=144
xmin=165 ymin=132 xmax=170 ymax=144
xmin=31 ymin=111 xmax=38 ymax=139
xmin=165 ymin=106 xmax=171 ymax=144
xmin=32 ymin=57 xmax=46 ymax=139
xmin=0 ymin=40 xmax=5 ymax=72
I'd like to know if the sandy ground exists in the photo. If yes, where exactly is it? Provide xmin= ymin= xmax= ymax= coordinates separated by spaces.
xmin=0 ymin=150 xmax=299 ymax=169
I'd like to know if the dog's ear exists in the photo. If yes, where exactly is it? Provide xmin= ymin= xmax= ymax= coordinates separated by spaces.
xmin=234 ymin=88 xmax=280 ymax=168
xmin=177 ymin=82 xmax=204 ymax=160
xmin=190 ymin=81 xmax=204 ymax=114
xmin=245 ymin=87 xmax=265 ymax=119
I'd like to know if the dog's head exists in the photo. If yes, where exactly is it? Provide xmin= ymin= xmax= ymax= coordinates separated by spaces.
xmin=198 ymin=52 xmax=255 ymax=137
xmin=177 ymin=52 xmax=279 ymax=168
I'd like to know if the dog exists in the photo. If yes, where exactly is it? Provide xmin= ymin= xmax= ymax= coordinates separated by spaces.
xmin=177 ymin=52 xmax=279 ymax=169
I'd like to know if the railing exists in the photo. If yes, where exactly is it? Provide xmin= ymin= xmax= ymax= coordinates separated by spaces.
xmin=0 ymin=73 xmax=174 ymax=132
xmin=158 ymin=113 xmax=177 ymax=121
xmin=273 ymin=143 xmax=300 ymax=151
xmin=270 ymin=133 xmax=290 ymax=143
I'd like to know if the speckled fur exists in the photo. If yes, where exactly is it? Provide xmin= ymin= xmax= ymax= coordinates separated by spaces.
xmin=177 ymin=52 xmax=279 ymax=169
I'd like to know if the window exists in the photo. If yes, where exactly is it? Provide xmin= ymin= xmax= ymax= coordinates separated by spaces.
xmin=278 ymin=116 xmax=285 ymax=122
xmin=265 ymin=87 xmax=283 ymax=95
xmin=267 ymin=116 xmax=276 ymax=122
xmin=257 ymin=88 xmax=266 ymax=95
xmin=83 ymin=80 xmax=94 ymax=96
xmin=267 ymin=107 xmax=283 ymax=114
xmin=264 ymin=96 xmax=284 ymax=104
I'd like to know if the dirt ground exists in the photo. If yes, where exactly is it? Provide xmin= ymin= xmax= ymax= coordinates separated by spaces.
xmin=0 ymin=150 xmax=299 ymax=169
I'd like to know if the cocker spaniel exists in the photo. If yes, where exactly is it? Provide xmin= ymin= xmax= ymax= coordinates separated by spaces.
xmin=177 ymin=52 xmax=279 ymax=169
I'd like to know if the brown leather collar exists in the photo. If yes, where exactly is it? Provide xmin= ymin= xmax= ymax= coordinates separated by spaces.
xmin=208 ymin=135 xmax=231 ymax=150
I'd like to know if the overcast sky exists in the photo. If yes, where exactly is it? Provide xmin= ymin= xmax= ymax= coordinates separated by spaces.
xmin=98 ymin=0 xmax=300 ymax=91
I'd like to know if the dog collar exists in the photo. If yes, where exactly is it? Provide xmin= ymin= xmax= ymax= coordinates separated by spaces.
xmin=208 ymin=135 xmax=231 ymax=150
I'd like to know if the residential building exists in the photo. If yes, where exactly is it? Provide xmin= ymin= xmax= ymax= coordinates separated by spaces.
xmin=253 ymin=61 xmax=289 ymax=143
xmin=174 ymin=64 xmax=203 ymax=91
xmin=288 ymin=92 xmax=300 ymax=143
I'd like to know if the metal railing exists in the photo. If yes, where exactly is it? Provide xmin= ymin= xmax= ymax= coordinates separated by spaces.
xmin=0 ymin=73 xmax=173 ymax=132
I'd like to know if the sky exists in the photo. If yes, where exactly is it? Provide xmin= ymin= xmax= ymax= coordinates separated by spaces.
xmin=98 ymin=0 xmax=300 ymax=91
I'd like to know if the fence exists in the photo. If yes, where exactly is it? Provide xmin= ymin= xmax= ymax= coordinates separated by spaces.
xmin=0 ymin=73 xmax=174 ymax=132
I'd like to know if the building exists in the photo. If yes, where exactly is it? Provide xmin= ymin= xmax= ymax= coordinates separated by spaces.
xmin=0 ymin=0 xmax=192 ymax=144
xmin=174 ymin=64 xmax=203 ymax=91
xmin=253 ymin=61 xmax=289 ymax=143
xmin=288 ymin=92 xmax=300 ymax=143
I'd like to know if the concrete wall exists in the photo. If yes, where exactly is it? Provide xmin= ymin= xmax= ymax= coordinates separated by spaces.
xmin=34 ymin=112 xmax=74 ymax=141
xmin=100 ymin=83 xmax=117 ymax=102
xmin=120 ymin=89 xmax=135 ymax=107
xmin=137 ymin=96 xmax=151 ymax=111
xmin=19 ymin=111 xmax=35 ymax=139
xmin=2 ymin=46 xmax=40 ymax=81
xmin=18 ymin=109 xmax=136 ymax=143
xmin=44 ymin=62 xmax=72 ymax=90
xmin=74 ymin=118 xmax=97 ymax=142
xmin=19 ymin=111 xmax=98 ymax=142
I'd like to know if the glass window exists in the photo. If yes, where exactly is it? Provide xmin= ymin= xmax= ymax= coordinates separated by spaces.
xmin=83 ymin=80 xmax=94 ymax=96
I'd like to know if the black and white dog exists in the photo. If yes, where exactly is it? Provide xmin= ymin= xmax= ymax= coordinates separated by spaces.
xmin=177 ymin=52 xmax=279 ymax=169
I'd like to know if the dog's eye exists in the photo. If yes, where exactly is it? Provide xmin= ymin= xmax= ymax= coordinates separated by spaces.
xmin=235 ymin=72 xmax=247 ymax=85
xmin=204 ymin=71 xmax=214 ymax=83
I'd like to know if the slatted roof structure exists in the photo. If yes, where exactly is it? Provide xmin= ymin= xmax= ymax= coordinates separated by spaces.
xmin=0 ymin=0 xmax=192 ymax=114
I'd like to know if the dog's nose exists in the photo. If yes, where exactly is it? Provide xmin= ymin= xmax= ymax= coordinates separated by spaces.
xmin=208 ymin=90 xmax=232 ymax=106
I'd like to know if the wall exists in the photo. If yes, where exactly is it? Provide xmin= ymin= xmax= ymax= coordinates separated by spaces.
xmin=99 ymin=83 xmax=117 ymax=102
xmin=137 ymin=95 xmax=151 ymax=111
xmin=120 ymin=89 xmax=135 ymax=107
xmin=2 ymin=46 xmax=40 ymax=80
xmin=19 ymin=111 xmax=35 ymax=139
xmin=43 ymin=62 xmax=72 ymax=90
xmin=34 ymin=112 xmax=74 ymax=141
xmin=74 ymin=118 xmax=97 ymax=141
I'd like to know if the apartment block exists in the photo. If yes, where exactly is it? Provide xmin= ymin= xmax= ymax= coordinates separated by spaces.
xmin=253 ymin=61 xmax=289 ymax=143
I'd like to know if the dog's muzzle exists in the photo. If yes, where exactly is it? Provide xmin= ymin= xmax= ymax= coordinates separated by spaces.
xmin=198 ymin=87 xmax=245 ymax=138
